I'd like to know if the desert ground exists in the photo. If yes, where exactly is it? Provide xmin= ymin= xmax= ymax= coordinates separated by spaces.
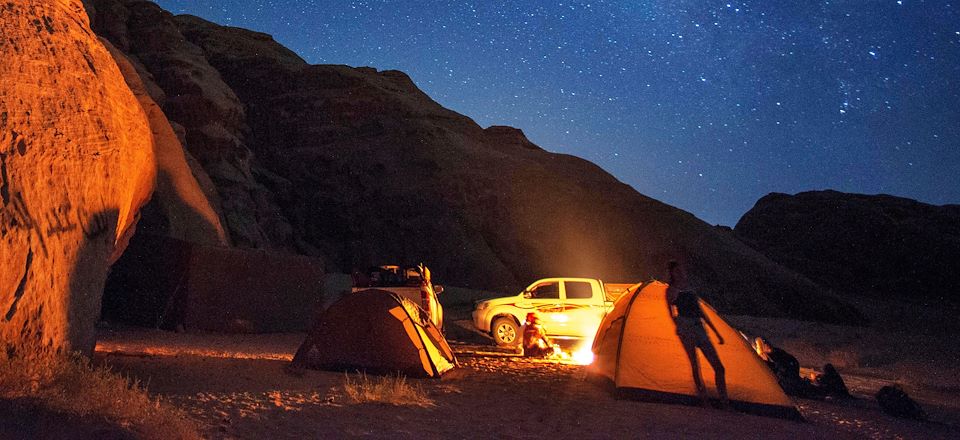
xmin=93 ymin=301 xmax=960 ymax=440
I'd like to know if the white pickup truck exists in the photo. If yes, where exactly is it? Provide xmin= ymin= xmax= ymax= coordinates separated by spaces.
xmin=472 ymin=278 xmax=636 ymax=346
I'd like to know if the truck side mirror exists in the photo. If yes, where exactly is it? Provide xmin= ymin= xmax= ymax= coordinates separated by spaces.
xmin=434 ymin=285 xmax=444 ymax=294
xmin=522 ymin=291 xmax=532 ymax=299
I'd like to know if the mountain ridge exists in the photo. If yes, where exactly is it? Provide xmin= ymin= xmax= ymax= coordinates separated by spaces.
xmin=83 ymin=0 xmax=862 ymax=324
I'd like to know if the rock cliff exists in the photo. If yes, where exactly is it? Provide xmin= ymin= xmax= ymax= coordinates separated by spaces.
xmin=735 ymin=190 xmax=960 ymax=304
xmin=86 ymin=0 xmax=292 ymax=250
xmin=103 ymin=39 xmax=227 ymax=246
xmin=0 ymin=0 xmax=155 ymax=354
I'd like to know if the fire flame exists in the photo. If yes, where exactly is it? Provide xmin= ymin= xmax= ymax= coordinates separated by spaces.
xmin=571 ymin=345 xmax=595 ymax=365
xmin=568 ymin=320 xmax=598 ymax=365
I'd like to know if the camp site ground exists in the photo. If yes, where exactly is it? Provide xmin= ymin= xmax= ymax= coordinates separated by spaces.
xmin=93 ymin=289 xmax=960 ymax=439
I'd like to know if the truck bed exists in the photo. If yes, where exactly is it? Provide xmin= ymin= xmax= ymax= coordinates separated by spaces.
xmin=603 ymin=283 xmax=642 ymax=302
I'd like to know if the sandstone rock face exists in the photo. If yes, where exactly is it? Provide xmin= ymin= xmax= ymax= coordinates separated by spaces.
xmin=0 ymin=0 xmax=154 ymax=354
xmin=735 ymin=191 xmax=960 ymax=303
xmin=86 ymin=0 xmax=292 ymax=250
xmin=102 ymin=39 xmax=228 ymax=247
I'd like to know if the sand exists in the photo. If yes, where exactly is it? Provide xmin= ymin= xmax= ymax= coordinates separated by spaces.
xmin=93 ymin=314 xmax=959 ymax=439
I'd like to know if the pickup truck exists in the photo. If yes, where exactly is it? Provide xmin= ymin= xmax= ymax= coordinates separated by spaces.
xmin=472 ymin=277 xmax=637 ymax=347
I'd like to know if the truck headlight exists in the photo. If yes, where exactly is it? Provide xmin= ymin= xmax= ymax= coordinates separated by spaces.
xmin=475 ymin=301 xmax=489 ymax=311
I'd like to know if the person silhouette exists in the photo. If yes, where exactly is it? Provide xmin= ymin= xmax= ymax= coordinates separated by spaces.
xmin=665 ymin=260 xmax=729 ymax=408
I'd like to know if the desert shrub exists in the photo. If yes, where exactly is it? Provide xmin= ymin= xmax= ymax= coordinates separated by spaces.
xmin=0 ymin=342 xmax=199 ymax=439
xmin=342 ymin=372 xmax=433 ymax=406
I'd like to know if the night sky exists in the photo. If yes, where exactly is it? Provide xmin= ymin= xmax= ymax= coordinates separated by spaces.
xmin=154 ymin=0 xmax=960 ymax=226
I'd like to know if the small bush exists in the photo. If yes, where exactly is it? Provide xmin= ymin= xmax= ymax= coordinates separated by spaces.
xmin=342 ymin=372 xmax=433 ymax=407
xmin=0 ymin=342 xmax=199 ymax=439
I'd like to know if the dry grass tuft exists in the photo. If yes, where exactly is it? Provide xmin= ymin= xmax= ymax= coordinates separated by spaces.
xmin=342 ymin=372 xmax=434 ymax=407
xmin=0 ymin=342 xmax=199 ymax=439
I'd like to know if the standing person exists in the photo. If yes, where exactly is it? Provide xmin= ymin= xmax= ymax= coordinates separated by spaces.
xmin=417 ymin=264 xmax=442 ymax=329
xmin=666 ymin=260 xmax=730 ymax=407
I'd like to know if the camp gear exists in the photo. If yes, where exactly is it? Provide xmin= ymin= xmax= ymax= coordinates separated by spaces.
xmin=877 ymin=385 xmax=926 ymax=420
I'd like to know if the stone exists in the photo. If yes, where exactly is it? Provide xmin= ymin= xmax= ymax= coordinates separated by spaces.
xmin=86 ymin=0 xmax=293 ymax=250
xmin=0 ymin=0 xmax=154 ymax=354
xmin=102 ymin=38 xmax=228 ymax=247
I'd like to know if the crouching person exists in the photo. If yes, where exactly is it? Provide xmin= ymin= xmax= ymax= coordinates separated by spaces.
xmin=816 ymin=363 xmax=851 ymax=398
xmin=522 ymin=313 xmax=558 ymax=358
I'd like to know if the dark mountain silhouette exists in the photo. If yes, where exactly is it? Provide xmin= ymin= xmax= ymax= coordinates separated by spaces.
xmin=736 ymin=190 xmax=960 ymax=304
xmin=82 ymin=0 xmax=861 ymax=323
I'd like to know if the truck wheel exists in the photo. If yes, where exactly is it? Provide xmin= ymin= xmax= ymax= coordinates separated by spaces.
xmin=492 ymin=317 xmax=520 ymax=347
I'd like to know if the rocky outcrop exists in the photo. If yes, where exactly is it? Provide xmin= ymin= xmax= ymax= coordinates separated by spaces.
xmin=103 ymin=39 xmax=227 ymax=246
xmin=0 ymin=0 xmax=155 ymax=354
xmin=85 ymin=0 xmax=292 ymax=250
xmin=735 ymin=191 xmax=960 ymax=303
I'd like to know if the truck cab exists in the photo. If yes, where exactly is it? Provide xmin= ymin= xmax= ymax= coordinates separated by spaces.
xmin=472 ymin=278 xmax=632 ymax=347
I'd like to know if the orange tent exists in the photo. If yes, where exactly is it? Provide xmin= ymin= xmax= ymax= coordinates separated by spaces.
xmin=590 ymin=281 xmax=800 ymax=419
xmin=295 ymin=289 xmax=456 ymax=378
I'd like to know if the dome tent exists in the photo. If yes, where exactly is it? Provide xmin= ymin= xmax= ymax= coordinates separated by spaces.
xmin=294 ymin=289 xmax=456 ymax=378
xmin=589 ymin=281 xmax=800 ymax=420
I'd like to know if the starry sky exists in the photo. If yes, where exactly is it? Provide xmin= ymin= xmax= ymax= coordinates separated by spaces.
xmin=153 ymin=0 xmax=960 ymax=226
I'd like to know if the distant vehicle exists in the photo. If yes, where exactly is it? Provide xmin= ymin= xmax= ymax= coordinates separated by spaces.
xmin=472 ymin=278 xmax=638 ymax=346
xmin=352 ymin=264 xmax=444 ymax=330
